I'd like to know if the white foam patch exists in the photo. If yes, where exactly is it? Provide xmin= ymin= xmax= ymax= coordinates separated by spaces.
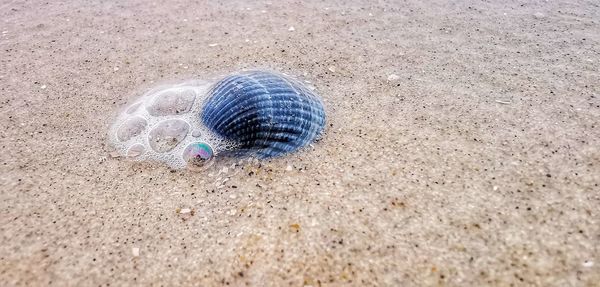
xmin=109 ymin=80 xmax=239 ymax=169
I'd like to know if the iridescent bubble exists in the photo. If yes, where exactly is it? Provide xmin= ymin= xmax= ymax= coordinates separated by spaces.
xmin=116 ymin=116 xmax=147 ymax=142
xmin=183 ymin=142 xmax=214 ymax=169
xmin=148 ymin=119 xmax=189 ymax=153
xmin=146 ymin=88 xmax=196 ymax=116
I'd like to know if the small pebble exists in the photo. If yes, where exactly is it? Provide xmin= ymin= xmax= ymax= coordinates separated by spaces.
xmin=132 ymin=247 xmax=140 ymax=257
xmin=288 ymin=26 xmax=295 ymax=31
xmin=180 ymin=208 xmax=191 ymax=214
xmin=113 ymin=67 xmax=119 ymax=71
xmin=40 ymin=85 xmax=47 ymax=89
xmin=286 ymin=165 xmax=293 ymax=171
xmin=387 ymin=74 xmax=400 ymax=81
xmin=495 ymin=100 xmax=511 ymax=105
xmin=582 ymin=260 xmax=594 ymax=267
xmin=290 ymin=223 xmax=300 ymax=232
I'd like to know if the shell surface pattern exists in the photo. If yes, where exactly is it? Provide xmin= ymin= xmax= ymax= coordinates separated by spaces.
xmin=202 ymin=71 xmax=326 ymax=158
xmin=109 ymin=70 xmax=326 ymax=169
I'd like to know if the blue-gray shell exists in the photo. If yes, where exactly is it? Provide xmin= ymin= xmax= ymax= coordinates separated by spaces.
xmin=201 ymin=70 xmax=326 ymax=158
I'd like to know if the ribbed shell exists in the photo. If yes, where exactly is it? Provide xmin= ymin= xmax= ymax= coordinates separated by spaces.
xmin=201 ymin=70 xmax=326 ymax=158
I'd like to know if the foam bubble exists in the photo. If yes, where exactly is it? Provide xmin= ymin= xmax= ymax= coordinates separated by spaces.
xmin=146 ymin=87 xmax=196 ymax=116
xmin=116 ymin=116 xmax=147 ymax=142
xmin=108 ymin=80 xmax=236 ymax=169
xmin=126 ymin=102 xmax=142 ymax=114
xmin=148 ymin=119 xmax=190 ymax=153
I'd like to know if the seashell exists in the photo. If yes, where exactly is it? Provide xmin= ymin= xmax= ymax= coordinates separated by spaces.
xmin=109 ymin=70 xmax=326 ymax=169
xmin=201 ymin=70 xmax=326 ymax=158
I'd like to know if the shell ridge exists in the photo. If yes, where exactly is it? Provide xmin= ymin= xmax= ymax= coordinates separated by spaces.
xmin=288 ymin=76 xmax=313 ymax=147
xmin=210 ymin=92 xmax=261 ymax=132
xmin=210 ymin=86 xmax=274 ymax=131
xmin=203 ymin=74 xmax=246 ymax=121
xmin=282 ymin=74 xmax=322 ymax=143
xmin=202 ymin=75 xmax=236 ymax=120
xmin=206 ymin=73 xmax=275 ymax=130
xmin=218 ymin=102 xmax=317 ymax=140
xmin=210 ymin=71 xmax=280 ymax=111
xmin=222 ymin=111 xmax=312 ymax=136
xmin=203 ymin=85 xmax=244 ymax=124
xmin=217 ymin=97 xmax=314 ymax=134
xmin=246 ymin=72 xmax=276 ymax=150
xmin=206 ymin=73 xmax=272 ymax=145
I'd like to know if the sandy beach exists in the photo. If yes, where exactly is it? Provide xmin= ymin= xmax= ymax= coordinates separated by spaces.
xmin=1 ymin=0 xmax=599 ymax=285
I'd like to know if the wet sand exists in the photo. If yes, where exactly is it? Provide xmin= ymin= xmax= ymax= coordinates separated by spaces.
xmin=1 ymin=0 xmax=599 ymax=286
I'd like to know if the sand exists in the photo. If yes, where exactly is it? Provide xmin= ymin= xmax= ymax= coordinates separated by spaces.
xmin=1 ymin=0 xmax=599 ymax=286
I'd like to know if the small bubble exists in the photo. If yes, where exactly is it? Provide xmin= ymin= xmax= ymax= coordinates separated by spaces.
xmin=127 ymin=144 xmax=145 ymax=157
xmin=183 ymin=142 xmax=214 ymax=170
